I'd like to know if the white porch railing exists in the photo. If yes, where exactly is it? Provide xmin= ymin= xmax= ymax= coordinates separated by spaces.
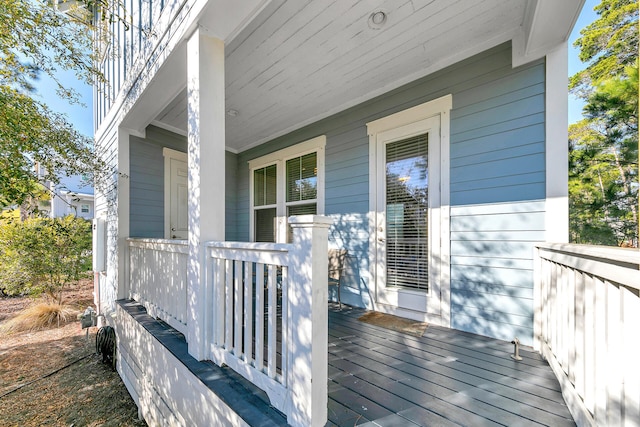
xmin=125 ymin=217 xmax=330 ymax=427
xmin=534 ymin=244 xmax=640 ymax=427
xmin=206 ymin=242 xmax=289 ymax=398
xmin=206 ymin=216 xmax=331 ymax=427
xmin=127 ymin=238 xmax=188 ymax=336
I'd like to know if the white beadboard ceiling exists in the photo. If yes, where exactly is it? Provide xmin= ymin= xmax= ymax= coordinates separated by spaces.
xmin=150 ymin=0 xmax=583 ymax=153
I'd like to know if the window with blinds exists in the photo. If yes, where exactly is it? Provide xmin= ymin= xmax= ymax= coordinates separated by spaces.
xmin=285 ymin=153 xmax=317 ymax=242
xmin=254 ymin=164 xmax=277 ymax=242
xmin=252 ymin=152 xmax=318 ymax=243
xmin=385 ymin=134 xmax=429 ymax=291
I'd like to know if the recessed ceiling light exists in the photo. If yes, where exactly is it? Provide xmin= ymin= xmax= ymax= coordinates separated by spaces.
xmin=368 ymin=10 xmax=387 ymax=29
xmin=226 ymin=109 xmax=239 ymax=117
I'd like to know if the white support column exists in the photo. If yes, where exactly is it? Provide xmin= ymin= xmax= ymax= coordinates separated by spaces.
xmin=545 ymin=43 xmax=569 ymax=243
xmin=186 ymin=28 xmax=225 ymax=360
xmin=287 ymin=215 xmax=332 ymax=427
xmin=117 ymin=127 xmax=131 ymax=301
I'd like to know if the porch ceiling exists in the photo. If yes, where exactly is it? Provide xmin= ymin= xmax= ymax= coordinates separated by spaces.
xmin=150 ymin=0 xmax=583 ymax=153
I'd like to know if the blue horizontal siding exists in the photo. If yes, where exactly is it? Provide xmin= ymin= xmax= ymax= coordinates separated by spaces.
xmin=129 ymin=126 xmax=187 ymax=238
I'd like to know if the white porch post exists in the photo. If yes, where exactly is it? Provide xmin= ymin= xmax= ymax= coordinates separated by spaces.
xmin=186 ymin=27 xmax=225 ymax=360
xmin=287 ymin=215 xmax=331 ymax=427
xmin=545 ymin=43 xmax=569 ymax=243
xmin=117 ymin=127 xmax=131 ymax=301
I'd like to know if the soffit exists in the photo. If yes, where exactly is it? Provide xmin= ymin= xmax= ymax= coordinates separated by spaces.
xmin=152 ymin=0 xmax=580 ymax=153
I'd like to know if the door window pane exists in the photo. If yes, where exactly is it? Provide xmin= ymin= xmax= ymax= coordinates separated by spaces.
xmin=385 ymin=134 xmax=429 ymax=291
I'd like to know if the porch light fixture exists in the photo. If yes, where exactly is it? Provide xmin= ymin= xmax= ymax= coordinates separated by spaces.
xmin=368 ymin=10 xmax=387 ymax=29
xmin=226 ymin=109 xmax=239 ymax=117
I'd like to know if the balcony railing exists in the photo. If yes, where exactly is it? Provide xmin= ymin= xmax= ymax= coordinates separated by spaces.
xmin=534 ymin=244 xmax=640 ymax=427
xmin=127 ymin=238 xmax=188 ymax=336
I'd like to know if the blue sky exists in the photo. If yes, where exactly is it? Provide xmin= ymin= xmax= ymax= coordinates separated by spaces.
xmin=35 ymin=1 xmax=600 ymax=138
xmin=568 ymin=0 xmax=600 ymax=124
xmin=33 ymin=62 xmax=93 ymax=137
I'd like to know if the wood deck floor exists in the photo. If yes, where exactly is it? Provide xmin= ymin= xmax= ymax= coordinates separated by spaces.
xmin=327 ymin=305 xmax=575 ymax=427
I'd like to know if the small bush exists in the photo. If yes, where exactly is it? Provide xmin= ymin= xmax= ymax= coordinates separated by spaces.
xmin=0 ymin=303 xmax=78 ymax=334
xmin=0 ymin=215 xmax=92 ymax=301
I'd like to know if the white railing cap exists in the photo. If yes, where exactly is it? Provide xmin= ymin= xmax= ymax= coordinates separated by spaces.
xmin=537 ymin=243 xmax=640 ymax=266
xmin=288 ymin=215 xmax=333 ymax=227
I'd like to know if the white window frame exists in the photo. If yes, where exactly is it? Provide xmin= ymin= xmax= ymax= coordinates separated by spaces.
xmin=367 ymin=95 xmax=452 ymax=326
xmin=249 ymin=136 xmax=326 ymax=243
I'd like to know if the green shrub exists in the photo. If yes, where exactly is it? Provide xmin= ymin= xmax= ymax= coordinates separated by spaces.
xmin=0 ymin=215 xmax=92 ymax=302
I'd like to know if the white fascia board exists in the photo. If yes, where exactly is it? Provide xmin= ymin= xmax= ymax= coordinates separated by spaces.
xmin=513 ymin=0 xmax=585 ymax=67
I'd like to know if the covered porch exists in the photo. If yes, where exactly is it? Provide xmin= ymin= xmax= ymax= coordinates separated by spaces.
xmin=121 ymin=237 xmax=640 ymax=426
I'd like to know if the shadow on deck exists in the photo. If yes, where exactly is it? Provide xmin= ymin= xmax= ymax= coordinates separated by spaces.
xmin=118 ymin=300 xmax=574 ymax=426
xmin=327 ymin=304 xmax=575 ymax=427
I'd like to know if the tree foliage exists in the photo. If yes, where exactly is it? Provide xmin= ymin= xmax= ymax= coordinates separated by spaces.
xmin=0 ymin=216 xmax=92 ymax=301
xmin=0 ymin=86 xmax=99 ymax=208
xmin=569 ymin=0 xmax=638 ymax=247
xmin=570 ymin=0 xmax=639 ymax=97
xmin=0 ymin=0 xmax=111 ymax=211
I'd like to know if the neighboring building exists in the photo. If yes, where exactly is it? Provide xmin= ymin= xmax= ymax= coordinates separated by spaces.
xmin=36 ymin=165 xmax=94 ymax=219
xmin=92 ymin=1 xmax=639 ymax=426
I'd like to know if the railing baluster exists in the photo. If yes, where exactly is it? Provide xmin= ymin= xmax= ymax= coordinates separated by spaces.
xmin=234 ymin=260 xmax=243 ymax=357
xmin=214 ymin=257 xmax=225 ymax=346
xmin=267 ymin=264 xmax=277 ymax=379
xmin=584 ymin=273 xmax=595 ymax=415
xmin=280 ymin=266 xmax=288 ymax=385
xmin=574 ymin=271 xmax=585 ymax=399
xmin=225 ymin=259 xmax=233 ymax=350
xmin=605 ymin=280 xmax=622 ymax=425
xmin=243 ymin=261 xmax=253 ymax=364
xmin=622 ymin=286 xmax=640 ymax=425
xmin=255 ymin=263 xmax=264 ymax=372
xmin=594 ymin=276 xmax=607 ymax=421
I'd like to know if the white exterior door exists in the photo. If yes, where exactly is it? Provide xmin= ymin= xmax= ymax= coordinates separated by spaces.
xmin=164 ymin=148 xmax=188 ymax=239
xmin=367 ymin=96 xmax=451 ymax=324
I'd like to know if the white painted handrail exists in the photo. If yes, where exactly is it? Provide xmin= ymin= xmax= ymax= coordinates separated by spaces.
xmin=534 ymin=243 xmax=640 ymax=427
xmin=205 ymin=215 xmax=331 ymax=427
xmin=127 ymin=238 xmax=188 ymax=335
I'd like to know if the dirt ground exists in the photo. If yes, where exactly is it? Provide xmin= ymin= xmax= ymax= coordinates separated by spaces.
xmin=0 ymin=280 xmax=146 ymax=427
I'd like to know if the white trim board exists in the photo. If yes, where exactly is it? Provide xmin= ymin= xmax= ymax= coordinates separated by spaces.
xmin=366 ymin=95 xmax=452 ymax=328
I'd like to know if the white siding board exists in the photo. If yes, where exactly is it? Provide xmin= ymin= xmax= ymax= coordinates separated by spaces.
xmin=451 ymin=230 xmax=545 ymax=241
xmin=450 ymin=240 xmax=537 ymax=260
xmin=452 ymin=312 xmax=533 ymax=343
xmin=451 ymin=305 xmax=533 ymax=329
xmin=450 ymin=279 xmax=534 ymax=299
xmin=450 ymin=255 xmax=533 ymax=270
